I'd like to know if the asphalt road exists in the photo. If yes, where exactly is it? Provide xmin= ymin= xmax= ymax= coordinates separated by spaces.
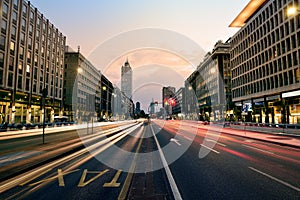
xmin=0 ymin=119 xmax=299 ymax=200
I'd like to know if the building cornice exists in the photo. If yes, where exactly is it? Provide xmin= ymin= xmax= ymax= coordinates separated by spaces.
xmin=229 ymin=0 xmax=268 ymax=27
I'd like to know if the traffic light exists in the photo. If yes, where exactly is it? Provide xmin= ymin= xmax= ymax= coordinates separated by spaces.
xmin=169 ymin=98 xmax=176 ymax=107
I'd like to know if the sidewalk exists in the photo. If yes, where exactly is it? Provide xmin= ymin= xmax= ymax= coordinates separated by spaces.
xmin=180 ymin=120 xmax=300 ymax=149
xmin=0 ymin=121 xmax=127 ymax=140
xmin=219 ymin=126 xmax=300 ymax=149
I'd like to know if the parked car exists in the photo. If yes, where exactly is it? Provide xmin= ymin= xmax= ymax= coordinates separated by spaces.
xmin=7 ymin=123 xmax=24 ymax=130
xmin=0 ymin=122 xmax=8 ymax=131
xmin=23 ymin=123 xmax=38 ymax=129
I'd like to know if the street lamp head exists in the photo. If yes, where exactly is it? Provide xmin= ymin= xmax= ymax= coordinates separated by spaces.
xmin=287 ymin=6 xmax=299 ymax=16
xmin=77 ymin=67 xmax=83 ymax=73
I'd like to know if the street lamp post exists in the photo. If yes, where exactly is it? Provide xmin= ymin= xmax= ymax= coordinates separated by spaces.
xmin=42 ymin=88 xmax=48 ymax=144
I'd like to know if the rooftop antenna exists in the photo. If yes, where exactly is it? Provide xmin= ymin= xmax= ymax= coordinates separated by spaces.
xmin=77 ymin=45 xmax=80 ymax=53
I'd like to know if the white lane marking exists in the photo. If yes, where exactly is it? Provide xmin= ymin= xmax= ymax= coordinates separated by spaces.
xmin=249 ymin=167 xmax=300 ymax=192
xmin=170 ymin=138 xmax=181 ymax=146
xmin=150 ymin=125 xmax=183 ymax=200
xmin=200 ymin=144 xmax=220 ymax=154
xmin=242 ymin=144 xmax=274 ymax=155
xmin=205 ymin=139 xmax=227 ymax=147
xmin=183 ymin=135 xmax=193 ymax=141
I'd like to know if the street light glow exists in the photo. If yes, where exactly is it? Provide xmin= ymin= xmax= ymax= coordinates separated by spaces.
xmin=77 ymin=67 xmax=83 ymax=73
xmin=287 ymin=6 xmax=299 ymax=16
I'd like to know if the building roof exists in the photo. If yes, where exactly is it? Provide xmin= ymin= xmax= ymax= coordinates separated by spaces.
xmin=229 ymin=0 xmax=268 ymax=27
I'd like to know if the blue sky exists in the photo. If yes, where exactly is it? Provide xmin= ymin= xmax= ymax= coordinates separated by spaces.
xmin=30 ymin=0 xmax=250 ymax=110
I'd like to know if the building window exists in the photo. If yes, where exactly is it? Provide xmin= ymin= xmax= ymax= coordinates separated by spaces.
xmin=0 ymin=52 xmax=4 ymax=68
xmin=295 ymin=68 xmax=299 ymax=83
xmin=27 ymin=51 xmax=31 ymax=63
xmin=1 ymin=20 xmax=7 ymax=34
xmin=0 ymin=35 xmax=5 ymax=50
xmin=10 ymin=41 xmax=15 ymax=54
xmin=9 ymin=57 xmax=14 ymax=71
xmin=20 ymin=32 xmax=25 ymax=45
xmin=8 ymin=72 xmax=13 ymax=87
xmin=13 ymin=0 xmax=19 ymax=8
xmin=36 ymin=30 xmax=40 ymax=40
xmin=19 ymin=46 xmax=24 ymax=59
xmin=2 ymin=3 xmax=8 ymax=18
xmin=12 ymin=11 xmax=17 ymax=24
xmin=0 ymin=69 xmax=3 ymax=85
xmin=11 ymin=26 xmax=16 ymax=39
xmin=34 ymin=67 xmax=37 ymax=79
xmin=33 ymin=80 xmax=37 ymax=93
xmin=26 ymin=64 xmax=30 ymax=76
xmin=17 ymin=75 xmax=22 ymax=90
xmin=43 ymin=23 xmax=46 ymax=33
xmin=21 ymin=18 xmax=26 ymax=31
xmin=18 ymin=61 xmax=23 ymax=74
xmin=30 ymin=11 xmax=34 ymax=21
xmin=28 ymin=37 xmax=32 ymax=49
xmin=34 ymin=55 xmax=38 ymax=66
xmin=29 ymin=24 xmax=33 ymax=36
xmin=22 ymin=4 xmax=27 ymax=16
xmin=25 ymin=78 xmax=30 ymax=91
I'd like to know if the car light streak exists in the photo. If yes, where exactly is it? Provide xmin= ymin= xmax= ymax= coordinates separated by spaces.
xmin=0 ymin=122 xmax=142 ymax=194
xmin=220 ymin=147 xmax=258 ymax=162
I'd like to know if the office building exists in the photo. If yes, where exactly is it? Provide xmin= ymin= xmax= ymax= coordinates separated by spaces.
xmin=0 ymin=0 xmax=66 ymax=124
xmin=99 ymin=74 xmax=113 ymax=120
xmin=121 ymin=59 xmax=132 ymax=99
xmin=64 ymin=49 xmax=101 ymax=122
xmin=172 ymin=87 xmax=186 ymax=119
xmin=230 ymin=0 xmax=300 ymax=124
xmin=112 ymin=85 xmax=134 ymax=120
xmin=185 ymin=40 xmax=231 ymax=121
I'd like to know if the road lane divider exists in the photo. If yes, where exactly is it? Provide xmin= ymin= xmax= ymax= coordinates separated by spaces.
xmin=150 ymin=124 xmax=183 ymax=200
xmin=242 ymin=144 xmax=275 ymax=155
xmin=205 ymin=139 xmax=227 ymax=147
xmin=200 ymin=144 xmax=220 ymax=154
xmin=249 ymin=166 xmax=300 ymax=192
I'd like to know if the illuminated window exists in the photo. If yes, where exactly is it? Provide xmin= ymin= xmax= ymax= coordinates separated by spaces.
xmin=10 ymin=42 xmax=15 ymax=53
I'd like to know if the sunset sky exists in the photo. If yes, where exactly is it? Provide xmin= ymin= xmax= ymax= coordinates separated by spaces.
xmin=30 ymin=0 xmax=249 ymax=111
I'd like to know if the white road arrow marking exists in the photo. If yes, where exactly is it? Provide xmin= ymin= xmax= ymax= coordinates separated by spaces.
xmin=170 ymin=138 xmax=181 ymax=146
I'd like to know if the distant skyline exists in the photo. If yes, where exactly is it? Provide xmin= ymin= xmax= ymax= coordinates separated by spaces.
xmin=30 ymin=0 xmax=249 ymax=111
